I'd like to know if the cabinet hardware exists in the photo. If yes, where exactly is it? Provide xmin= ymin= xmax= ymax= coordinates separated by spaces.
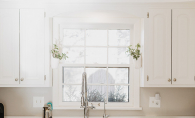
xmin=147 ymin=75 xmax=149 ymax=81
xmin=168 ymin=78 xmax=171 ymax=82
xmin=194 ymin=76 xmax=195 ymax=81
xmin=21 ymin=78 xmax=24 ymax=81
xmin=44 ymin=75 xmax=46 ymax=80
xmin=15 ymin=78 xmax=18 ymax=81
xmin=173 ymin=78 xmax=176 ymax=82
xmin=147 ymin=12 xmax=149 ymax=18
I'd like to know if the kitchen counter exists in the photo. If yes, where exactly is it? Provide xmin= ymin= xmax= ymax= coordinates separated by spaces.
xmin=4 ymin=116 xmax=195 ymax=118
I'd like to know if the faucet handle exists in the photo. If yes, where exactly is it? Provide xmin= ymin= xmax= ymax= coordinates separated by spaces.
xmin=91 ymin=103 xmax=95 ymax=109
xmin=103 ymin=114 xmax=109 ymax=118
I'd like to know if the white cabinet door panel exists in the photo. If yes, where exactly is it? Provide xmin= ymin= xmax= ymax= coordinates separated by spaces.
xmin=0 ymin=9 xmax=19 ymax=85
xmin=145 ymin=9 xmax=171 ymax=85
xmin=172 ymin=9 xmax=195 ymax=85
xmin=20 ymin=9 xmax=45 ymax=85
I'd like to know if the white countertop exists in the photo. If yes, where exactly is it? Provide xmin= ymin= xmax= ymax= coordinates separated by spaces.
xmin=4 ymin=116 xmax=195 ymax=118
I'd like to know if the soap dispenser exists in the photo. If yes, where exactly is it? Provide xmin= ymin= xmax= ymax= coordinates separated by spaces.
xmin=43 ymin=102 xmax=53 ymax=118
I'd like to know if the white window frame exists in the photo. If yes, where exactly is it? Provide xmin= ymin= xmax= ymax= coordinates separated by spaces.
xmin=52 ymin=17 xmax=142 ymax=110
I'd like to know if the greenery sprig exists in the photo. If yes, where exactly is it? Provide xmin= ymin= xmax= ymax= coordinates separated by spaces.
xmin=51 ymin=44 xmax=68 ymax=60
xmin=126 ymin=43 xmax=141 ymax=60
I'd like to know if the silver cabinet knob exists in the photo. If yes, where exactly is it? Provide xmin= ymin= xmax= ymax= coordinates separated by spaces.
xmin=173 ymin=78 xmax=176 ymax=82
xmin=15 ymin=78 xmax=18 ymax=81
xmin=168 ymin=78 xmax=171 ymax=82
xmin=21 ymin=78 xmax=24 ymax=81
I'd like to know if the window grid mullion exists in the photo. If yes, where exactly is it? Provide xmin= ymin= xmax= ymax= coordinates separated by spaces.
xmin=87 ymin=83 xmax=130 ymax=86
xmin=106 ymin=30 xmax=109 ymax=103
xmin=128 ymin=30 xmax=131 ymax=103
xmin=62 ymin=83 xmax=130 ymax=85
xmin=62 ymin=46 xmax=128 ymax=48
xmin=62 ymin=83 xmax=82 ymax=85
xmin=84 ymin=29 xmax=86 ymax=72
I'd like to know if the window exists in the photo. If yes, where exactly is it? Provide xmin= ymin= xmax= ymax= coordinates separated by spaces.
xmin=60 ymin=29 xmax=132 ymax=107
xmin=53 ymin=17 xmax=142 ymax=110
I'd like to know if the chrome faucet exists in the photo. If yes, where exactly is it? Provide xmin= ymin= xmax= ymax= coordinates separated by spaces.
xmin=81 ymin=72 xmax=95 ymax=118
xmin=103 ymin=98 xmax=109 ymax=118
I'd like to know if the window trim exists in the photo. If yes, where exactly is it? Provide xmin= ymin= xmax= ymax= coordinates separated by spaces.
xmin=52 ymin=17 xmax=142 ymax=110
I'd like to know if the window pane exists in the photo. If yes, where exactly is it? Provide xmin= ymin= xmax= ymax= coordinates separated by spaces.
xmin=63 ymin=29 xmax=84 ymax=46
xmin=62 ymin=47 xmax=84 ymax=64
xmin=108 ymin=85 xmax=129 ymax=102
xmin=62 ymin=85 xmax=81 ymax=102
xmin=88 ymin=85 xmax=106 ymax=102
xmin=86 ymin=48 xmax=107 ymax=64
xmin=108 ymin=48 xmax=129 ymax=64
xmin=86 ymin=68 xmax=107 ymax=84
xmin=108 ymin=68 xmax=129 ymax=84
xmin=61 ymin=28 xmax=131 ymax=104
xmin=63 ymin=67 xmax=84 ymax=84
xmin=108 ymin=30 xmax=130 ymax=46
xmin=86 ymin=30 xmax=107 ymax=46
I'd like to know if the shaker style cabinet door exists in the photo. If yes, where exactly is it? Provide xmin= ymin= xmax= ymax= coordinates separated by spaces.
xmin=20 ymin=9 xmax=45 ymax=85
xmin=0 ymin=9 xmax=19 ymax=85
xmin=145 ymin=9 xmax=172 ymax=85
xmin=172 ymin=9 xmax=195 ymax=85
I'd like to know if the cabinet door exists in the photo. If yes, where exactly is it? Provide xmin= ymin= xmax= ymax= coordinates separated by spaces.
xmin=20 ymin=9 xmax=45 ymax=85
xmin=0 ymin=9 xmax=19 ymax=85
xmin=145 ymin=9 xmax=171 ymax=85
xmin=172 ymin=9 xmax=195 ymax=85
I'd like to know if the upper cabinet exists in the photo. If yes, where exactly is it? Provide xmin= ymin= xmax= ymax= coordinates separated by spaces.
xmin=0 ymin=9 xmax=48 ymax=87
xmin=172 ymin=9 xmax=195 ymax=85
xmin=20 ymin=9 xmax=45 ymax=85
xmin=145 ymin=9 xmax=171 ymax=85
xmin=143 ymin=9 xmax=195 ymax=87
xmin=0 ymin=9 xmax=19 ymax=85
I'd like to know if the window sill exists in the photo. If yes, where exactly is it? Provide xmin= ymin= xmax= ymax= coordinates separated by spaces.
xmin=53 ymin=107 xmax=142 ymax=110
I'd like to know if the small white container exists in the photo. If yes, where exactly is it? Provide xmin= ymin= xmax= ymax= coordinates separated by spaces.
xmin=51 ymin=55 xmax=59 ymax=69
xmin=134 ymin=54 xmax=142 ymax=69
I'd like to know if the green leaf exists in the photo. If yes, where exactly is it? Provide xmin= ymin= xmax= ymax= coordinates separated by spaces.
xmin=51 ymin=44 xmax=68 ymax=61
xmin=126 ymin=43 xmax=141 ymax=61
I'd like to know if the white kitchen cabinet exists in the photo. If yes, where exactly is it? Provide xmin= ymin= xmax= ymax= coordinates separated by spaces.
xmin=0 ymin=9 xmax=20 ymax=85
xmin=143 ymin=9 xmax=195 ymax=87
xmin=0 ymin=9 xmax=47 ymax=87
xmin=172 ymin=9 xmax=195 ymax=85
xmin=20 ymin=9 xmax=45 ymax=85
xmin=144 ymin=9 xmax=172 ymax=85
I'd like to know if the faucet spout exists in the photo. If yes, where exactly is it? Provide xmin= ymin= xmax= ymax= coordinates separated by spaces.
xmin=81 ymin=72 xmax=95 ymax=118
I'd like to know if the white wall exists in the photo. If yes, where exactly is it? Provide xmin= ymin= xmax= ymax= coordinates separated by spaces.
xmin=1 ymin=1 xmax=195 ymax=117
xmin=1 ymin=88 xmax=195 ymax=116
